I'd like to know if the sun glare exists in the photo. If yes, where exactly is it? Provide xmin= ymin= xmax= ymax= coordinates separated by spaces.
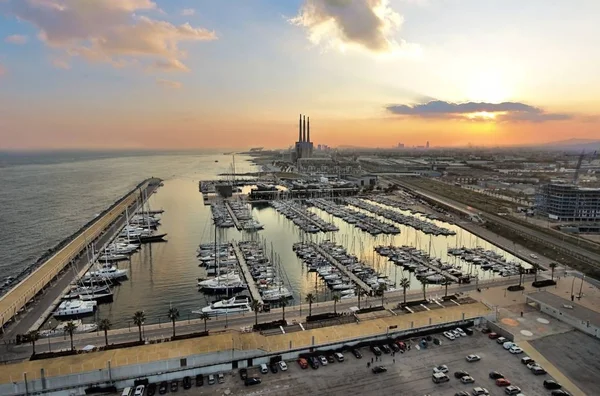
xmin=467 ymin=111 xmax=498 ymax=120
xmin=466 ymin=71 xmax=511 ymax=103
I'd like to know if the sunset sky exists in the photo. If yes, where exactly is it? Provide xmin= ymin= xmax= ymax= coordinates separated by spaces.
xmin=1 ymin=0 xmax=599 ymax=150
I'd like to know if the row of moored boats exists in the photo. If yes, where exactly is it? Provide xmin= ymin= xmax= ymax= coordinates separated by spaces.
xmin=448 ymin=247 xmax=523 ymax=277
xmin=270 ymin=200 xmax=338 ymax=233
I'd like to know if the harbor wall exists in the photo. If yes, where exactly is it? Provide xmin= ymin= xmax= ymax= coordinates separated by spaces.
xmin=1 ymin=315 xmax=483 ymax=396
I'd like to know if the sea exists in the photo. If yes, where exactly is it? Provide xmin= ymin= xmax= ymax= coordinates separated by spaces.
xmin=0 ymin=151 xmax=527 ymax=329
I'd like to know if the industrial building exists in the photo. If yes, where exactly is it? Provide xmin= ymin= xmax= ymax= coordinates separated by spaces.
xmin=536 ymin=182 xmax=600 ymax=222
xmin=293 ymin=114 xmax=314 ymax=162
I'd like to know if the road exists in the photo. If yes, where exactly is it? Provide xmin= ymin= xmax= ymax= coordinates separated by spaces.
xmin=0 ymin=181 xmax=159 ymax=342
xmin=0 ymin=276 xmax=525 ymax=363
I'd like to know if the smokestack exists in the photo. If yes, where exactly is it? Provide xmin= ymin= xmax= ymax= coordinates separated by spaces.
xmin=303 ymin=115 xmax=306 ymax=142
xmin=298 ymin=114 xmax=302 ymax=142
xmin=307 ymin=116 xmax=310 ymax=143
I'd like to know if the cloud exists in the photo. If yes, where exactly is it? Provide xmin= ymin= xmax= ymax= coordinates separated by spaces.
xmin=2 ymin=0 xmax=217 ymax=72
xmin=52 ymin=58 xmax=71 ymax=69
xmin=149 ymin=59 xmax=190 ymax=72
xmin=156 ymin=78 xmax=182 ymax=89
xmin=290 ymin=0 xmax=412 ymax=54
xmin=5 ymin=34 xmax=28 ymax=44
xmin=386 ymin=100 xmax=572 ymax=122
xmin=181 ymin=8 xmax=195 ymax=16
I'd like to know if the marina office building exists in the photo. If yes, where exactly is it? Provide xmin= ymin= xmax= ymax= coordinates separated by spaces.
xmin=536 ymin=182 xmax=600 ymax=222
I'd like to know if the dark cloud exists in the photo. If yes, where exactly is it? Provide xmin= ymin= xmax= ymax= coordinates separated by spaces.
xmin=386 ymin=100 xmax=572 ymax=122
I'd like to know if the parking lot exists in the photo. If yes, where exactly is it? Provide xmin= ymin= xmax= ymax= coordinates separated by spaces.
xmin=149 ymin=329 xmax=567 ymax=396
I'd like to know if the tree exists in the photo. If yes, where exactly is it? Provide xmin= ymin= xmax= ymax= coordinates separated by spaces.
xmin=280 ymin=297 xmax=287 ymax=322
xmin=305 ymin=293 xmax=316 ymax=317
xmin=549 ymin=262 xmax=557 ymax=280
xmin=133 ymin=311 xmax=145 ymax=342
xmin=378 ymin=283 xmax=387 ymax=307
xmin=98 ymin=318 xmax=112 ymax=346
xmin=64 ymin=321 xmax=78 ymax=351
xmin=250 ymin=300 xmax=262 ymax=326
xmin=27 ymin=330 xmax=40 ymax=355
xmin=355 ymin=286 xmax=364 ymax=309
xmin=332 ymin=294 xmax=341 ymax=315
xmin=531 ymin=263 xmax=540 ymax=282
xmin=444 ymin=279 xmax=450 ymax=297
xmin=400 ymin=278 xmax=410 ymax=304
xmin=518 ymin=266 xmax=526 ymax=287
xmin=198 ymin=312 xmax=210 ymax=332
xmin=167 ymin=307 xmax=180 ymax=338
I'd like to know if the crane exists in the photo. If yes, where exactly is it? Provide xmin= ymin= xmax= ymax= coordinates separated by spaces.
xmin=573 ymin=150 xmax=597 ymax=183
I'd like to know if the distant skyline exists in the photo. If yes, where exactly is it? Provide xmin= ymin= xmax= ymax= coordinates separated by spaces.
xmin=1 ymin=0 xmax=599 ymax=150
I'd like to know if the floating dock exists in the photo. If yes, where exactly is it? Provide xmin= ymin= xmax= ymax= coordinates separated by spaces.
xmin=232 ymin=244 xmax=263 ymax=305
xmin=224 ymin=201 xmax=243 ymax=230
xmin=309 ymin=242 xmax=373 ymax=295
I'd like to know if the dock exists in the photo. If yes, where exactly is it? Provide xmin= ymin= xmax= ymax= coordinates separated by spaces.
xmin=232 ymin=244 xmax=263 ymax=305
xmin=224 ymin=201 xmax=242 ymax=230
xmin=309 ymin=242 xmax=373 ymax=295
xmin=405 ymin=250 xmax=459 ymax=283
xmin=0 ymin=178 xmax=161 ymax=335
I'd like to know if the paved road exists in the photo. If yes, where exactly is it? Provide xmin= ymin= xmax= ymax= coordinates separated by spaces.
xmin=393 ymin=178 xmax=600 ymax=269
xmin=0 ymin=277 xmax=523 ymax=362
xmin=0 ymin=181 xmax=159 ymax=341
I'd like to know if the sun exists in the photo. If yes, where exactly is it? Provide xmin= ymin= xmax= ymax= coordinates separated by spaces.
xmin=466 ymin=71 xmax=511 ymax=103
xmin=466 ymin=111 xmax=498 ymax=120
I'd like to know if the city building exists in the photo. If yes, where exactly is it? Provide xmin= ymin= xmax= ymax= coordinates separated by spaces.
xmin=293 ymin=114 xmax=314 ymax=162
xmin=536 ymin=182 xmax=600 ymax=222
xmin=426 ymin=141 xmax=430 ymax=149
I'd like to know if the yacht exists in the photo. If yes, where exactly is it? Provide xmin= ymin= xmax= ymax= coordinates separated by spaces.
xmin=261 ymin=286 xmax=293 ymax=301
xmin=97 ymin=253 xmax=130 ymax=262
xmin=85 ymin=265 xmax=128 ymax=281
xmin=53 ymin=300 xmax=97 ymax=318
xmin=39 ymin=320 xmax=98 ymax=337
xmin=194 ymin=296 xmax=252 ymax=316
xmin=198 ymin=272 xmax=247 ymax=293
xmin=64 ymin=284 xmax=111 ymax=299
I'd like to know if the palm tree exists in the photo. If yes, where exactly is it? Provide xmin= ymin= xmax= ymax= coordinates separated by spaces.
xmin=27 ymin=330 xmax=40 ymax=355
xmin=355 ymin=286 xmax=364 ymax=309
xmin=518 ymin=266 xmax=526 ymax=287
xmin=198 ymin=312 xmax=210 ymax=332
xmin=280 ymin=297 xmax=287 ymax=322
xmin=98 ymin=318 xmax=112 ymax=346
xmin=549 ymin=262 xmax=557 ymax=280
xmin=133 ymin=311 xmax=145 ymax=342
xmin=332 ymin=294 xmax=341 ymax=315
xmin=532 ymin=263 xmax=540 ymax=282
xmin=250 ymin=300 xmax=262 ymax=326
xmin=400 ymin=278 xmax=410 ymax=304
xmin=64 ymin=321 xmax=78 ymax=351
xmin=167 ymin=307 xmax=180 ymax=338
xmin=305 ymin=293 xmax=316 ymax=317
xmin=422 ymin=282 xmax=427 ymax=300
xmin=444 ymin=280 xmax=449 ymax=297
xmin=378 ymin=283 xmax=387 ymax=307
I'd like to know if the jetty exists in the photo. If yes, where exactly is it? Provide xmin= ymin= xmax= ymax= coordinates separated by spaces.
xmin=224 ymin=201 xmax=242 ymax=230
xmin=232 ymin=244 xmax=263 ymax=305
xmin=308 ymin=242 xmax=372 ymax=295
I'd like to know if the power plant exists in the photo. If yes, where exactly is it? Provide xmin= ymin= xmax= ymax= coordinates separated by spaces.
xmin=293 ymin=114 xmax=314 ymax=162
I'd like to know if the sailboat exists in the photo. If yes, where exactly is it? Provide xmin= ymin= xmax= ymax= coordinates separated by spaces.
xmin=198 ymin=227 xmax=246 ymax=294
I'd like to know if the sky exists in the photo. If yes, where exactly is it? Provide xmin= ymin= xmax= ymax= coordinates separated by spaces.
xmin=1 ymin=0 xmax=599 ymax=150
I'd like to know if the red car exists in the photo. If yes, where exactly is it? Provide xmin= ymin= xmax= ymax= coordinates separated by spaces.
xmin=496 ymin=378 xmax=511 ymax=387
xmin=297 ymin=358 xmax=308 ymax=369
xmin=488 ymin=332 xmax=499 ymax=339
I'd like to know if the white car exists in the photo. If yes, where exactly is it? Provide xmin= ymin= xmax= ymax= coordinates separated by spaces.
xmin=530 ymin=254 xmax=538 ymax=259
xmin=433 ymin=365 xmax=449 ymax=374
xmin=455 ymin=328 xmax=467 ymax=337
xmin=503 ymin=342 xmax=517 ymax=350
xmin=278 ymin=361 xmax=288 ymax=371
xmin=451 ymin=329 xmax=462 ymax=338
xmin=509 ymin=346 xmax=523 ymax=354
xmin=461 ymin=376 xmax=475 ymax=384
xmin=319 ymin=355 xmax=328 ymax=366
xmin=496 ymin=337 xmax=507 ymax=344
xmin=134 ymin=385 xmax=145 ymax=396
xmin=466 ymin=354 xmax=481 ymax=362
xmin=443 ymin=331 xmax=455 ymax=340
xmin=472 ymin=387 xmax=489 ymax=395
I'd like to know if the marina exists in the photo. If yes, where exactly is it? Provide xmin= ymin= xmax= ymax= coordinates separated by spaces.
xmin=232 ymin=243 xmax=263 ymax=305
xmin=270 ymin=200 xmax=338 ymax=233
xmin=225 ymin=200 xmax=264 ymax=231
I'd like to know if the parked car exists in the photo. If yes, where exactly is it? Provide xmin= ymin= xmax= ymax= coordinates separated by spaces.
xmin=481 ymin=328 xmax=492 ymax=334
xmin=279 ymin=361 xmax=288 ymax=371
xmin=521 ymin=356 xmax=534 ymax=365
xmin=158 ymin=381 xmax=168 ymax=395
xmin=390 ymin=343 xmax=400 ymax=352
xmin=471 ymin=387 xmax=489 ymax=395
xmin=319 ymin=355 xmax=328 ymax=366
xmin=297 ymin=358 xmax=308 ymax=369
xmin=381 ymin=344 xmax=392 ymax=354
xmin=455 ymin=328 xmax=467 ymax=337
xmin=170 ymin=380 xmax=178 ymax=392
xmin=466 ymin=354 xmax=481 ymax=362
xmin=461 ymin=376 xmax=475 ymax=384
xmin=326 ymin=354 xmax=335 ymax=363
xmin=182 ymin=376 xmax=192 ymax=390
xmin=454 ymin=370 xmax=470 ymax=379
xmin=455 ymin=392 xmax=470 ymax=396
xmin=309 ymin=356 xmax=319 ymax=369
xmin=134 ymin=385 xmax=145 ymax=396
xmin=503 ymin=342 xmax=516 ymax=350
xmin=245 ymin=377 xmax=261 ymax=386
xmin=444 ymin=331 xmax=456 ymax=340
xmin=489 ymin=371 xmax=504 ymax=380
xmin=432 ymin=372 xmax=450 ymax=383
xmin=334 ymin=352 xmax=344 ymax=362
xmin=270 ymin=364 xmax=278 ymax=373
xmin=464 ymin=328 xmax=474 ymax=336
xmin=352 ymin=349 xmax=362 ymax=359
xmin=239 ymin=368 xmax=248 ymax=380
xmin=260 ymin=363 xmax=269 ymax=374
xmin=371 ymin=346 xmax=382 ymax=356
xmin=551 ymin=391 xmax=571 ymax=396
xmin=544 ymin=380 xmax=562 ymax=390
xmin=531 ymin=366 xmax=547 ymax=375
xmin=147 ymin=383 xmax=157 ymax=396
xmin=496 ymin=378 xmax=511 ymax=387
xmin=509 ymin=346 xmax=523 ymax=354
xmin=487 ymin=332 xmax=498 ymax=339
xmin=433 ymin=365 xmax=449 ymax=374
xmin=208 ymin=374 xmax=215 ymax=385
xmin=504 ymin=385 xmax=521 ymax=395
xmin=196 ymin=374 xmax=204 ymax=387
xmin=217 ymin=373 xmax=224 ymax=384
xmin=496 ymin=337 xmax=507 ymax=344
xmin=372 ymin=366 xmax=387 ymax=374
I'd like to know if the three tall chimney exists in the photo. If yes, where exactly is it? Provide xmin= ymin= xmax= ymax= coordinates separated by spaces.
xmin=302 ymin=115 xmax=306 ymax=142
